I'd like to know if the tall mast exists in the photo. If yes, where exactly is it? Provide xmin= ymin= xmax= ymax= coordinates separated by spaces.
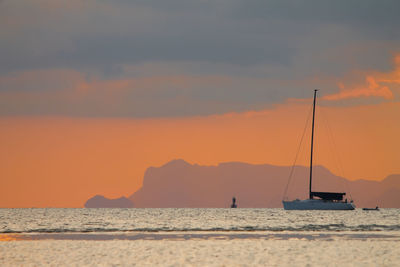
xmin=309 ymin=89 xmax=318 ymax=199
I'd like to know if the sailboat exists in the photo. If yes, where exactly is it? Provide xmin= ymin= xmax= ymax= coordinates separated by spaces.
xmin=282 ymin=90 xmax=355 ymax=210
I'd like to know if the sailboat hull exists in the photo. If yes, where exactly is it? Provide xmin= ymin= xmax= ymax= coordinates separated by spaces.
xmin=282 ymin=199 xmax=355 ymax=210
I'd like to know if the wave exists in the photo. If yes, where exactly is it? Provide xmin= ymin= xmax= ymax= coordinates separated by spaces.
xmin=2 ymin=224 xmax=400 ymax=234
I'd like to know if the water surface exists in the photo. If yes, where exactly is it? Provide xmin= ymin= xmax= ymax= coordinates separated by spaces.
xmin=1 ymin=208 xmax=399 ymax=266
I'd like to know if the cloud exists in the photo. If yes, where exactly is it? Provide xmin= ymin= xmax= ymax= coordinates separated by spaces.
xmin=376 ymin=55 xmax=400 ymax=84
xmin=1 ymin=1 xmax=400 ymax=117
xmin=323 ymin=54 xmax=400 ymax=101
xmin=1 ymin=0 xmax=399 ymax=74
xmin=0 ymin=68 xmax=239 ymax=117
xmin=323 ymin=77 xmax=393 ymax=101
xmin=1 ymin=53 xmax=399 ymax=117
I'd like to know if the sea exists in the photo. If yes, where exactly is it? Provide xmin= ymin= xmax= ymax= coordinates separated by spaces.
xmin=0 ymin=208 xmax=399 ymax=266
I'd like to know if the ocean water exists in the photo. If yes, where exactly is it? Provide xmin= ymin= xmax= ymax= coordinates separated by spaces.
xmin=1 ymin=208 xmax=399 ymax=266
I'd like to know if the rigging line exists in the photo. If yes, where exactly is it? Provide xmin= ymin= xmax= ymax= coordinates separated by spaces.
xmin=282 ymin=103 xmax=313 ymax=200
xmin=320 ymin=108 xmax=353 ymax=200
xmin=320 ymin=108 xmax=342 ymax=176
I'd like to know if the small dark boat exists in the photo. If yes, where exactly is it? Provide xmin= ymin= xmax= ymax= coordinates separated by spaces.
xmin=362 ymin=206 xmax=379 ymax=211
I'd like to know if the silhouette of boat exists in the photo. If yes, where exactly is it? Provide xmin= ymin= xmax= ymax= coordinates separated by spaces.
xmin=282 ymin=90 xmax=355 ymax=210
xmin=362 ymin=206 xmax=379 ymax=211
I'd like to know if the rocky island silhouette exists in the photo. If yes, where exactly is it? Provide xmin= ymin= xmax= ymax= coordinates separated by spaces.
xmin=85 ymin=159 xmax=400 ymax=208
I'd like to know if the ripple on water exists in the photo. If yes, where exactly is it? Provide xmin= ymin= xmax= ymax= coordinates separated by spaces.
xmin=0 ymin=208 xmax=399 ymax=234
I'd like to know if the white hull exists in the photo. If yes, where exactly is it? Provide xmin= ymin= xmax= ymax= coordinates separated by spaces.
xmin=282 ymin=199 xmax=355 ymax=210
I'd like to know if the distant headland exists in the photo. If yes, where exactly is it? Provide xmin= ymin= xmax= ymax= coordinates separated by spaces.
xmin=85 ymin=159 xmax=400 ymax=208
xmin=84 ymin=195 xmax=134 ymax=208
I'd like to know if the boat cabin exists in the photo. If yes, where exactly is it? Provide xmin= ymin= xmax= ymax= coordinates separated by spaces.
xmin=311 ymin=191 xmax=346 ymax=201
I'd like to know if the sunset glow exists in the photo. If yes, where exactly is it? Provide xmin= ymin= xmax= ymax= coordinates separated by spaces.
xmin=1 ymin=100 xmax=399 ymax=207
xmin=1 ymin=1 xmax=399 ymax=208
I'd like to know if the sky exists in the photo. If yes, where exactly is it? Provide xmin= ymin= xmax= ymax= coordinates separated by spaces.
xmin=1 ymin=0 xmax=400 ymax=207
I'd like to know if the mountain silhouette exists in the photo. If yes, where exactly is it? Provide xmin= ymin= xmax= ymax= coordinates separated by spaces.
xmin=84 ymin=195 xmax=134 ymax=208
xmin=128 ymin=159 xmax=400 ymax=208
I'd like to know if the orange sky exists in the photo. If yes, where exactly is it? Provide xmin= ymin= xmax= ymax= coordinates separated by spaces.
xmin=1 ymin=101 xmax=399 ymax=208
xmin=2 ymin=2 xmax=400 ymax=208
